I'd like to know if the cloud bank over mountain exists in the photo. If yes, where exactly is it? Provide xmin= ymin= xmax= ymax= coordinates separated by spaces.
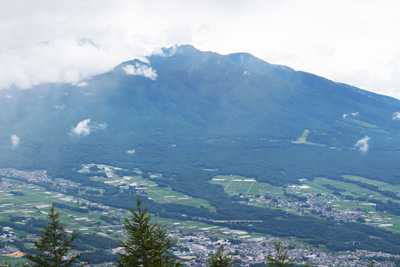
xmin=123 ymin=64 xmax=157 ymax=80
xmin=1 ymin=0 xmax=400 ymax=99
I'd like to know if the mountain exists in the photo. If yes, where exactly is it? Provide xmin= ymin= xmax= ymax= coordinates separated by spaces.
xmin=3 ymin=45 xmax=400 ymax=254
xmin=1 ymin=44 xmax=400 ymax=184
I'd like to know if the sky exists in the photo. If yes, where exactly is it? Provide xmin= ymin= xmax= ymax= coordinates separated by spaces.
xmin=1 ymin=0 xmax=400 ymax=99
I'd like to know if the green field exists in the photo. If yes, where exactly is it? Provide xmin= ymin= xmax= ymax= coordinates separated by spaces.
xmin=0 ymin=186 xmax=111 ymax=230
xmin=343 ymin=175 xmax=400 ymax=191
xmin=296 ymin=129 xmax=324 ymax=146
xmin=155 ymin=217 xmax=264 ymax=239
xmin=209 ymin=175 xmax=282 ymax=196
xmin=345 ymin=118 xmax=378 ymax=128
xmin=297 ymin=129 xmax=310 ymax=143
xmin=290 ymin=176 xmax=400 ymax=233
xmin=80 ymin=164 xmax=214 ymax=210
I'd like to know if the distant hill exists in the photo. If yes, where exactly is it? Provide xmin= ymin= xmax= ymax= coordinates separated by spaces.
xmin=1 ymin=44 xmax=400 ymax=186
xmin=4 ymin=45 xmax=400 ymax=255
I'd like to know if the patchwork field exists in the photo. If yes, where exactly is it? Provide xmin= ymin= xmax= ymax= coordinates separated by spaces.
xmin=210 ymin=173 xmax=400 ymax=234
xmin=292 ymin=176 xmax=400 ymax=233
xmin=294 ymin=177 xmax=398 ymax=202
xmin=209 ymin=175 xmax=283 ymax=196
xmin=343 ymin=175 xmax=400 ymax=191
xmin=155 ymin=217 xmax=264 ymax=239
xmin=80 ymin=164 xmax=213 ymax=210
xmin=0 ymin=185 xmax=109 ymax=230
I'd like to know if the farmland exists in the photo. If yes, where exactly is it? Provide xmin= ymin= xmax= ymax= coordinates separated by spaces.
xmin=209 ymin=175 xmax=283 ymax=196
xmin=80 ymin=164 xmax=213 ymax=210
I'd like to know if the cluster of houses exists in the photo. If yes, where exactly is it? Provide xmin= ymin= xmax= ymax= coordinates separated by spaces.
xmin=164 ymin=228 xmax=397 ymax=266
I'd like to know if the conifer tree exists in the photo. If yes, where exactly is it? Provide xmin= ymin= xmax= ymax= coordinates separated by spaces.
xmin=265 ymin=242 xmax=295 ymax=267
xmin=207 ymin=244 xmax=233 ymax=267
xmin=23 ymin=203 xmax=88 ymax=267
xmin=117 ymin=198 xmax=181 ymax=267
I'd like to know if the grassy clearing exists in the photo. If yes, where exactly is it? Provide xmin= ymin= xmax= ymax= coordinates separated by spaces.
xmin=336 ymin=119 xmax=378 ymax=130
xmin=345 ymin=118 xmax=378 ymax=128
xmin=146 ymin=188 xmax=212 ymax=209
xmin=155 ymin=218 xmax=265 ymax=239
xmin=209 ymin=175 xmax=282 ymax=196
xmin=0 ymin=256 xmax=28 ymax=265
xmin=343 ymin=175 xmax=400 ymax=191
xmin=80 ymin=164 xmax=214 ymax=210
xmin=302 ymin=178 xmax=384 ymax=199
xmin=297 ymin=129 xmax=310 ymax=143
xmin=295 ymin=129 xmax=325 ymax=146
xmin=123 ymin=176 xmax=213 ymax=210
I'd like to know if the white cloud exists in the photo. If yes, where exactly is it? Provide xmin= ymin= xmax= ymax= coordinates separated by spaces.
xmin=351 ymin=112 xmax=358 ymax=116
xmin=71 ymin=119 xmax=91 ymax=136
xmin=123 ymin=63 xmax=157 ymax=80
xmin=126 ymin=149 xmax=135 ymax=154
xmin=94 ymin=122 xmax=107 ymax=130
xmin=1 ymin=0 xmax=400 ymax=100
xmin=152 ymin=44 xmax=178 ymax=58
xmin=5 ymin=94 xmax=11 ymax=98
xmin=393 ymin=112 xmax=400 ymax=120
xmin=75 ymin=81 xmax=87 ymax=87
xmin=10 ymin=134 xmax=20 ymax=149
xmin=343 ymin=114 xmax=348 ymax=119
xmin=71 ymin=119 xmax=107 ymax=136
xmin=354 ymin=136 xmax=370 ymax=153
xmin=163 ymin=24 xmax=192 ymax=45
xmin=53 ymin=105 xmax=65 ymax=109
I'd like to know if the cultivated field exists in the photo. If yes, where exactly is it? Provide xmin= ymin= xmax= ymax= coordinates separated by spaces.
xmin=81 ymin=164 xmax=213 ymax=210
xmin=209 ymin=175 xmax=282 ymax=196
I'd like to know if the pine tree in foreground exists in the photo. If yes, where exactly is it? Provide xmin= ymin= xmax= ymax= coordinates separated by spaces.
xmin=207 ymin=244 xmax=233 ymax=267
xmin=265 ymin=242 xmax=295 ymax=267
xmin=23 ymin=203 xmax=89 ymax=267
xmin=117 ymin=198 xmax=181 ymax=267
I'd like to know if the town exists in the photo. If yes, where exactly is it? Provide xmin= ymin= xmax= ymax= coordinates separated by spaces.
xmin=0 ymin=166 xmax=399 ymax=266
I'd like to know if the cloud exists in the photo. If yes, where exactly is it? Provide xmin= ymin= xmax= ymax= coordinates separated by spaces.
xmin=354 ymin=136 xmax=370 ymax=153
xmin=343 ymin=114 xmax=348 ymax=119
xmin=2 ymin=0 xmax=400 ymax=101
xmin=163 ymin=24 xmax=192 ymax=45
xmin=126 ymin=149 xmax=135 ymax=154
xmin=95 ymin=123 xmax=107 ymax=130
xmin=393 ymin=112 xmax=400 ymax=120
xmin=74 ymin=81 xmax=87 ymax=87
xmin=123 ymin=63 xmax=157 ymax=80
xmin=152 ymin=44 xmax=178 ymax=58
xmin=71 ymin=119 xmax=91 ymax=136
xmin=71 ymin=119 xmax=107 ymax=136
xmin=10 ymin=134 xmax=20 ymax=149
xmin=5 ymin=94 xmax=12 ymax=99
xmin=0 ymin=14 xmax=152 ymax=91
xmin=351 ymin=112 xmax=358 ymax=116
xmin=53 ymin=105 xmax=65 ymax=109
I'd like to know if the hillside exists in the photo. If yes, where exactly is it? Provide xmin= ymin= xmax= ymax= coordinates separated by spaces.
xmin=1 ymin=45 xmax=400 ymax=184
xmin=2 ymin=45 xmax=400 ymax=255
